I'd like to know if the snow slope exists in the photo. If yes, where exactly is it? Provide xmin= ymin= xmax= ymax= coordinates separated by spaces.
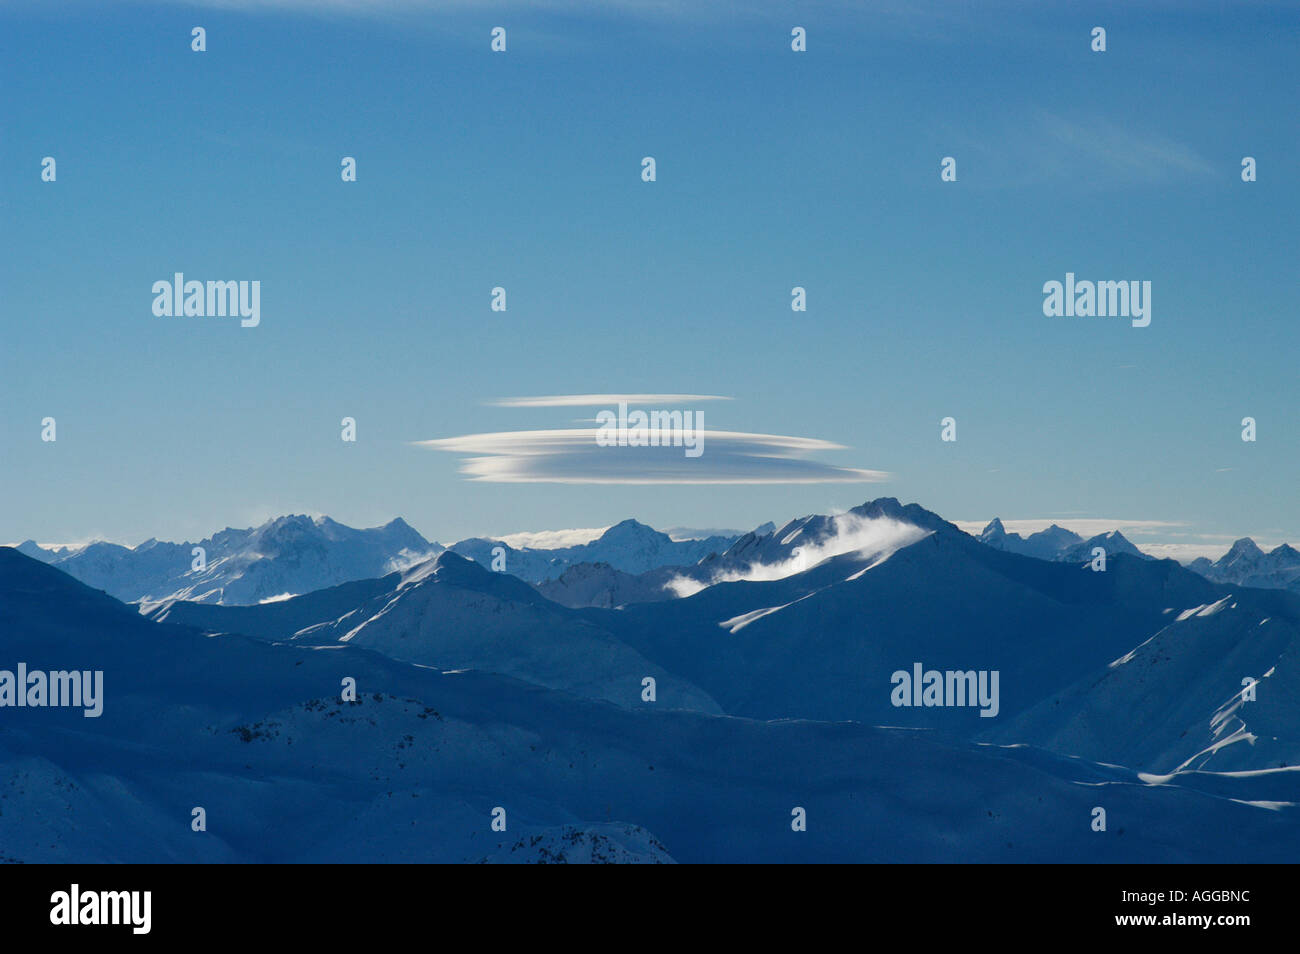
xmin=543 ymin=499 xmax=940 ymax=608
xmin=983 ymin=590 xmax=1300 ymax=773
xmin=147 ymin=551 xmax=721 ymax=713
xmin=8 ymin=493 xmax=1300 ymax=863
xmin=535 ymin=561 xmax=677 ymax=609
xmin=3 ymin=547 xmax=1298 ymax=863
xmin=590 ymin=513 xmax=1271 ymax=744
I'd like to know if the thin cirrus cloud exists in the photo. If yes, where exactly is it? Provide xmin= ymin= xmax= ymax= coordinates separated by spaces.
xmin=417 ymin=395 xmax=888 ymax=484
xmin=945 ymin=110 xmax=1216 ymax=189
xmin=132 ymin=0 xmax=768 ymax=16
xmin=489 ymin=393 xmax=732 ymax=408
xmin=1034 ymin=111 xmax=1216 ymax=180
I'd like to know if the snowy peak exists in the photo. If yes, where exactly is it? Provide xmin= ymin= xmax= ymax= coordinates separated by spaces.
xmin=148 ymin=544 xmax=720 ymax=713
xmin=399 ymin=548 xmax=510 ymax=592
xmin=14 ymin=540 xmax=55 ymax=563
xmin=1188 ymin=536 xmax=1300 ymax=594
xmin=1061 ymin=530 xmax=1145 ymax=562
xmin=1024 ymin=524 xmax=1084 ymax=557
xmin=849 ymin=497 xmax=954 ymax=534
xmin=977 ymin=519 xmax=1084 ymax=561
xmin=639 ymin=498 xmax=944 ymax=601
xmin=381 ymin=516 xmax=431 ymax=544
xmin=968 ymin=514 xmax=1300 ymax=591
xmin=597 ymin=518 xmax=669 ymax=547
xmin=1266 ymin=543 xmax=1300 ymax=568
xmin=1222 ymin=537 xmax=1265 ymax=565
xmin=253 ymin=514 xmax=329 ymax=553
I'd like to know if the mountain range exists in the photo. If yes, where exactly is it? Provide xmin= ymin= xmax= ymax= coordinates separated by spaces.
xmin=976 ymin=518 xmax=1149 ymax=563
xmin=20 ymin=509 xmax=1300 ymax=611
xmin=447 ymin=519 xmax=743 ymax=584
xmin=3 ymin=523 xmax=1298 ymax=863
xmin=15 ymin=516 xmax=749 ymax=609
xmin=1189 ymin=538 xmax=1300 ymax=594
xmin=7 ymin=497 xmax=1300 ymax=861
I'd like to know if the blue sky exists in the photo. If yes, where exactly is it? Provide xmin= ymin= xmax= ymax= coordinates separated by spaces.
xmin=2 ymin=0 xmax=1297 ymax=554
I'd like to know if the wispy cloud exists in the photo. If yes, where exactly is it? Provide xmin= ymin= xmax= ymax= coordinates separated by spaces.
xmin=944 ymin=110 xmax=1217 ymax=188
xmin=1035 ymin=111 xmax=1216 ymax=180
xmin=114 ymin=0 xmax=773 ymax=17
xmin=121 ymin=0 xmax=1238 ymax=24
xmin=494 ymin=527 xmax=608 ymax=548
xmin=490 ymin=394 xmax=732 ymax=408
xmin=1136 ymin=542 xmax=1229 ymax=563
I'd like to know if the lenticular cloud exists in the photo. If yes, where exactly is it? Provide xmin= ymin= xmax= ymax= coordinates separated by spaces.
xmin=414 ymin=427 xmax=889 ymax=485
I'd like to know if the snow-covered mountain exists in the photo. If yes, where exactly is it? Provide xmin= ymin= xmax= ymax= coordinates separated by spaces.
xmin=3 ymin=544 xmax=1297 ymax=863
xmin=588 ymin=506 xmax=1233 ymax=735
xmin=147 ymin=550 xmax=720 ymax=712
xmin=1060 ymin=530 xmax=1149 ymax=562
xmin=1188 ymin=538 xmax=1300 ymax=593
xmin=541 ymin=500 xmax=942 ymax=608
xmin=535 ymin=561 xmax=678 ymax=609
xmin=978 ymin=525 xmax=1300 ymax=595
xmin=984 ymin=590 xmax=1300 ymax=773
xmin=146 ymin=496 xmax=1300 ymax=775
xmin=978 ymin=518 xmax=1082 ymax=559
xmin=977 ymin=521 xmax=1300 ymax=596
xmin=20 ymin=515 xmax=441 ymax=607
xmin=978 ymin=518 xmax=1149 ymax=564
xmin=17 ymin=513 xmax=746 ymax=608
xmin=13 ymin=539 xmax=59 ymax=563
xmin=449 ymin=518 xmax=739 ymax=583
